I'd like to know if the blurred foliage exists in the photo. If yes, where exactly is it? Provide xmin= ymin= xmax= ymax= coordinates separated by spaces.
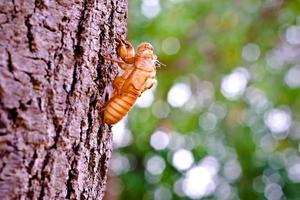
xmin=105 ymin=0 xmax=300 ymax=200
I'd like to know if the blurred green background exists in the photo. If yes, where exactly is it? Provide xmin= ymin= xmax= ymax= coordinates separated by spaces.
xmin=105 ymin=0 xmax=300 ymax=199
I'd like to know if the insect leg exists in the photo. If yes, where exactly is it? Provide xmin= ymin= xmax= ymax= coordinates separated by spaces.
xmin=115 ymin=38 xmax=135 ymax=64
xmin=112 ymin=77 xmax=123 ymax=89
xmin=118 ymin=62 xmax=131 ymax=71
xmin=112 ymin=76 xmax=125 ymax=94
xmin=141 ymin=79 xmax=157 ymax=94
xmin=102 ymin=55 xmax=126 ymax=65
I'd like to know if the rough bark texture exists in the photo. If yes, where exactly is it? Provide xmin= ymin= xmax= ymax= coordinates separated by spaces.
xmin=0 ymin=0 xmax=127 ymax=199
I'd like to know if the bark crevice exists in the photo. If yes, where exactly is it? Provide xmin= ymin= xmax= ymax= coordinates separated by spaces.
xmin=24 ymin=15 xmax=37 ymax=52
xmin=68 ymin=0 xmax=89 ymax=98
xmin=85 ymin=94 xmax=97 ymax=149
xmin=38 ymin=151 xmax=52 ymax=200
xmin=6 ymin=50 xmax=13 ymax=72
xmin=65 ymin=142 xmax=79 ymax=200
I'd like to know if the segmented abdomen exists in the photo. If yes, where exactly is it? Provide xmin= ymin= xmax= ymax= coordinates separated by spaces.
xmin=103 ymin=92 xmax=139 ymax=124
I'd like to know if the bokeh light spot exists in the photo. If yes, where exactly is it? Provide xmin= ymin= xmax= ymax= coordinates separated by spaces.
xmin=172 ymin=149 xmax=194 ymax=171
xmin=242 ymin=43 xmax=261 ymax=62
xmin=146 ymin=155 xmax=166 ymax=176
xmin=199 ymin=112 xmax=218 ymax=131
xmin=264 ymin=183 xmax=283 ymax=200
xmin=173 ymin=178 xmax=185 ymax=197
xmin=154 ymin=186 xmax=172 ymax=200
xmin=284 ymin=65 xmax=300 ymax=88
xmin=215 ymin=182 xmax=232 ymax=200
xmin=264 ymin=108 xmax=292 ymax=134
xmin=223 ymin=159 xmax=242 ymax=182
xmin=141 ymin=0 xmax=161 ymax=19
xmin=168 ymin=132 xmax=186 ymax=151
xmin=260 ymin=134 xmax=276 ymax=153
xmin=167 ymin=83 xmax=191 ymax=107
xmin=150 ymin=130 xmax=170 ymax=150
xmin=152 ymin=100 xmax=170 ymax=118
xmin=182 ymin=156 xmax=219 ymax=199
xmin=110 ymin=153 xmax=130 ymax=175
xmin=287 ymin=163 xmax=300 ymax=183
xmin=245 ymin=86 xmax=269 ymax=111
xmin=136 ymin=89 xmax=155 ymax=108
xmin=221 ymin=68 xmax=250 ymax=100
xmin=253 ymin=176 xmax=265 ymax=193
xmin=209 ymin=102 xmax=227 ymax=120
xmin=112 ymin=118 xmax=132 ymax=149
xmin=286 ymin=25 xmax=300 ymax=45
xmin=265 ymin=49 xmax=285 ymax=70
xmin=162 ymin=37 xmax=181 ymax=55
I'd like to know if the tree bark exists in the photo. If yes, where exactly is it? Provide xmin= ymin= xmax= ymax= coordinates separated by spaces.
xmin=0 ymin=0 xmax=127 ymax=199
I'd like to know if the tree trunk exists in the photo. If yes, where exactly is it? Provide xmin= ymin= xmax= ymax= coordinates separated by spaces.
xmin=0 ymin=0 xmax=127 ymax=199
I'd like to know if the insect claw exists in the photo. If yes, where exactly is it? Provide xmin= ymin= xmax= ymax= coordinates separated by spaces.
xmin=114 ymin=37 xmax=122 ymax=43
xmin=102 ymin=55 xmax=126 ymax=65
xmin=113 ymin=37 xmax=123 ymax=44
xmin=121 ymin=38 xmax=128 ymax=45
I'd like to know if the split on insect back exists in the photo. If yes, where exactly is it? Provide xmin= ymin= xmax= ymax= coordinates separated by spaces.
xmin=102 ymin=38 xmax=164 ymax=125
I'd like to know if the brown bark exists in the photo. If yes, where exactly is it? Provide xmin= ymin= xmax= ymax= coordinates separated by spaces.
xmin=0 ymin=0 xmax=127 ymax=199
